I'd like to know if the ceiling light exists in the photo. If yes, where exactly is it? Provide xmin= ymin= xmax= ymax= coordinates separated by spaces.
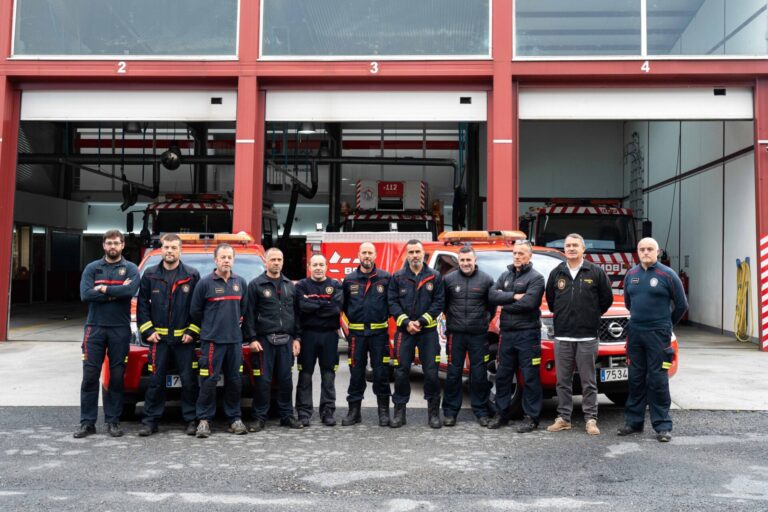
xmin=298 ymin=122 xmax=316 ymax=134
xmin=123 ymin=121 xmax=143 ymax=134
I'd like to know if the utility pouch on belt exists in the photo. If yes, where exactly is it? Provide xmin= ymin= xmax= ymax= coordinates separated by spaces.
xmin=267 ymin=333 xmax=291 ymax=346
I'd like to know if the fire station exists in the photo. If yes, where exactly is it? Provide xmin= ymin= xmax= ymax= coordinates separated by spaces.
xmin=0 ymin=0 xmax=765 ymax=350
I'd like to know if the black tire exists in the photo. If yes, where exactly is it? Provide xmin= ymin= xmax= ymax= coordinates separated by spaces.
xmin=606 ymin=392 xmax=629 ymax=406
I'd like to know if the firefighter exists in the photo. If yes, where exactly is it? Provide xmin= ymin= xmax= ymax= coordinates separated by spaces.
xmin=294 ymin=254 xmax=343 ymax=426
xmin=488 ymin=239 xmax=545 ymax=433
xmin=136 ymin=233 xmax=201 ymax=436
xmin=441 ymin=245 xmax=495 ymax=427
xmin=341 ymin=242 xmax=392 ymax=427
xmin=545 ymin=233 xmax=613 ymax=436
xmin=243 ymin=247 xmax=303 ymax=431
xmin=189 ymin=243 xmax=248 ymax=438
xmin=388 ymin=239 xmax=445 ymax=428
xmin=75 ymin=229 xmax=139 ymax=438
xmin=619 ymin=237 xmax=687 ymax=443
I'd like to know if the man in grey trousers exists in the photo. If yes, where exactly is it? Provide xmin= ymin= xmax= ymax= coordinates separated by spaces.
xmin=544 ymin=233 xmax=613 ymax=435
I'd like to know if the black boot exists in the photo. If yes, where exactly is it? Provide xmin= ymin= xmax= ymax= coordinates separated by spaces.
xmin=390 ymin=404 xmax=406 ymax=428
xmin=377 ymin=396 xmax=391 ymax=427
xmin=428 ymin=398 xmax=442 ymax=429
xmin=342 ymin=401 xmax=362 ymax=426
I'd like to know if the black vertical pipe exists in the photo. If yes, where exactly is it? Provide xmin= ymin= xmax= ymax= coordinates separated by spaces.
xmin=192 ymin=124 xmax=208 ymax=194
xmin=466 ymin=122 xmax=481 ymax=229
xmin=326 ymin=123 xmax=342 ymax=230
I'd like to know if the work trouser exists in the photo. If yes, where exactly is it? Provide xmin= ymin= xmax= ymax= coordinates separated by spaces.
xmin=196 ymin=341 xmax=242 ymax=422
xmin=554 ymin=339 xmax=599 ymax=422
xmin=392 ymin=329 xmax=440 ymax=405
xmin=624 ymin=327 xmax=674 ymax=433
xmin=346 ymin=330 xmax=391 ymax=403
xmin=80 ymin=325 xmax=130 ymax=425
xmin=494 ymin=328 xmax=542 ymax=422
xmin=442 ymin=332 xmax=491 ymax=419
xmin=295 ymin=329 xmax=340 ymax=420
xmin=250 ymin=336 xmax=294 ymax=421
xmin=142 ymin=340 xmax=198 ymax=425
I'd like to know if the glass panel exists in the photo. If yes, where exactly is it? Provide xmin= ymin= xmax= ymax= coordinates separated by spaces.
xmin=13 ymin=0 xmax=238 ymax=56
xmin=261 ymin=0 xmax=489 ymax=57
xmin=515 ymin=0 xmax=641 ymax=57
xmin=648 ymin=0 xmax=768 ymax=56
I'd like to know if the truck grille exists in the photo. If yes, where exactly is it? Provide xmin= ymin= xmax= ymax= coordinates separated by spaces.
xmin=599 ymin=317 xmax=629 ymax=342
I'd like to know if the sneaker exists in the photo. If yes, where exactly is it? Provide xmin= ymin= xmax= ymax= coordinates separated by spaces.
xmin=586 ymin=419 xmax=600 ymax=436
xmin=477 ymin=416 xmax=490 ymax=428
xmin=516 ymin=417 xmax=538 ymax=433
xmin=228 ymin=419 xmax=247 ymax=435
xmin=73 ymin=423 xmax=95 ymax=439
xmin=322 ymin=415 xmax=336 ymax=427
xmin=185 ymin=421 xmax=197 ymax=436
xmin=248 ymin=419 xmax=265 ymax=432
xmin=196 ymin=420 xmax=211 ymax=438
xmin=280 ymin=416 xmax=303 ymax=429
xmin=546 ymin=417 xmax=572 ymax=432
xmin=137 ymin=423 xmax=158 ymax=437
xmin=616 ymin=424 xmax=643 ymax=436
xmin=487 ymin=416 xmax=508 ymax=429
xmin=106 ymin=423 xmax=124 ymax=438
xmin=656 ymin=431 xmax=672 ymax=443
xmin=443 ymin=416 xmax=457 ymax=427
xmin=299 ymin=416 xmax=311 ymax=427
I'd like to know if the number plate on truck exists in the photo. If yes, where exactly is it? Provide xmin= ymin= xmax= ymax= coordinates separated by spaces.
xmin=600 ymin=368 xmax=628 ymax=382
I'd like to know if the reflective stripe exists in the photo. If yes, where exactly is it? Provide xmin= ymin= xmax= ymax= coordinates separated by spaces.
xmin=124 ymin=356 xmax=129 ymax=363
xmin=347 ymin=358 xmax=353 ymax=365
xmin=253 ymin=369 xmax=261 ymax=376
xmin=297 ymin=364 xmax=303 ymax=371
xmin=424 ymin=320 xmax=438 ymax=328
xmin=422 ymin=313 xmax=433 ymax=325
xmin=348 ymin=323 xmax=364 ymax=330
xmin=139 ymin=321 xmax=153 ymax=333
xmin=154 ymin=327 xmax=169 ymax=335
xmin=81 ymin=354 xmax=85 ymax=361
xmin=173 ymin=329 xmax=186 ymax=337
xmin=484 ymin=354 xmax=490 ymax=362
xmin=349 ymin=321 xmax=389 ymax=330
xmin=147 ymin=365 xmax=154 ymax=372
xmin=200 ymin=369 xmax=210 ymax=376
xmin=239 ymin=365 xmax=243 ymax=373
xmin=192 ymin=362 xmax=199 ymax=369
xmin=188 ymin=324 xmax=201 ymax=334
xmin=393 ymin=359 xmax=399 ymax=366
xmin=532 ymin=357 xmax=541 ymax=366
xmin=661 ymin=362 xmax=672 ymax=370
xmin=333 ymin=365 xmax=338 ymax=372
xmin=434 ymin=355 xmax=441 ymax=362
xmin=382 ymin=356 xmax=390 ymax=363
xmin=370 ymin=322 xmax=388 ymax=329
xmin=396 ymin=314 xmax=409 ymax=327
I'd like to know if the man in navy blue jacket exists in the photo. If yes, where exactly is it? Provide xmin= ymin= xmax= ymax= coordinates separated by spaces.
xmin=136 ymin=233 xmax=200 ymax=436
xmin=75 ymin=229 xmax=139 ymax=438
xmin=295 ymin=254 xmax=343 ymax=426
xmin=619 ymin=237 xmax=687 ymax=443
xmin=189 ymin=243 xmax=248 ymax=438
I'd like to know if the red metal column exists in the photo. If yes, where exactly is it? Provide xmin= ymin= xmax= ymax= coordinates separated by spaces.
xmin=754 ymin=79 xmax=768 ymax=351
xmin=487 ymin=0 xmax=517 ymax=230
xmin=232 ymin=76 xmax=265 ymax=241
xmin=238 ymin=0 xmax=260 ymax=61
xmin=0 ymin=77 xmax=20 ymax=341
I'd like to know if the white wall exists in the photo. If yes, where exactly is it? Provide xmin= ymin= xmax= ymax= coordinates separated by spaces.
xmin=15 ymin=191 xmax=88 ymax=231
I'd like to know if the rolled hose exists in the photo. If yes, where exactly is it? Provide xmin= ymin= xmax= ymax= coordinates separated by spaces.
xmin=734 ymin=258 xmax=753 ymax=343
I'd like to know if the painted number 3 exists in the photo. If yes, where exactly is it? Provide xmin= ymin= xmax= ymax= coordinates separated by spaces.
xmin=117 ymin=61 xmax=127 ymax=74
xmin=641 ymin=61 xmax=650 ymax=73
xmin=370 ymin=61 xmax=378 ymax=74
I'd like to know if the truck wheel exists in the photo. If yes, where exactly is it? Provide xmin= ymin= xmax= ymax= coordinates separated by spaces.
xmin=606 ymin=392 xmax=628 ymax=406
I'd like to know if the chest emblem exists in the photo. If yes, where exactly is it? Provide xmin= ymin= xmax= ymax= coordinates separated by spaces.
xmin=233 ymin=284 xmax=240 ymax=292
xmin=263 ymin=289 xmax=272 ymax=298
xmin=214 ymin=287 xmax=225 ymax=294
xmin=426 ymin=282 xmax=434 ymax=291
xmin=118 ymin=268 xmax=126 ymax=276
xmin=376 ymin=284 xmax=385 ymax=294
xmin=557 ymin=278 xmax=566 ymax=290
xmin=182 ymin=284 xmax=190 ymax=293
xmin=455 ymin=285 xmax=461 ymax=293
xmin=631 ymin=277 xmax=640 ymax=284
xmin=583 ymin=278 xmax=594 ymax=285
xmin=504 ymin=280 xmax=510 ymax=289
xmin=650 ymin=277 xmax=659 ymax=287
xmin=325 ymin=286 xmax=334 ymax=295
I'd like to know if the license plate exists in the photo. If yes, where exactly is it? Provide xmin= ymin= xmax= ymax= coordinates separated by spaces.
xmin=166 ymin=374 xmax=224 ymax=388
xmin=600 ymin=367 xmax=628 ymax=382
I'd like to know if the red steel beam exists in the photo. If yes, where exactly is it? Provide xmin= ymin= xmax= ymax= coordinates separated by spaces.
xmin=232 ymin=77 xmax=265 ymax=241
xmin=754 ymin=79 xmax=768 ymax=351
xmin=0 ymin=77 xmax=20 ymax=341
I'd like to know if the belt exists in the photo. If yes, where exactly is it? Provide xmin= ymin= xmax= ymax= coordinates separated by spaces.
xmin=347 ymin=322 xmax=388 ymax=331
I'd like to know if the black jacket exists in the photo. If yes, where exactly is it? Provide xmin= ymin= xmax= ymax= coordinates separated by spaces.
xmin=80 ymin=257 xmax=140 ymax=327
xmin=137 ymin=262 xmax=200 ymax=343
xmin=295 ymin=277 xmax=343 ymax=332
xmin=545 ymin=259 xmax=614 ymax=339
xmin=342 ymin=265 xmax=391 ymax=335
xmin=388 ymin=263 xmax=445 ymax=332
xmin=189 ymin=271 xmax=248 ymax=344
xmin=243 ymin=272 xmax=299 ymax=340
xmin=491 ymin=263 xmax=545 ymax=331
xmin=443 ymin=266 xmax=496 ymax=334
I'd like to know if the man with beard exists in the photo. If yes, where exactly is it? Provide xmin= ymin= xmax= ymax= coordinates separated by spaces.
xmin=137 ymin=233 xmax=201 ymax=436
xmin=341 ymin=242 xmax=392 ymax=427
xmin=75 ymin=229 xmax=139 ymax=438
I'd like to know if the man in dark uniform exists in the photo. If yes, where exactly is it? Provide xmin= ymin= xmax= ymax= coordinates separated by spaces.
xmin=75 ymin=229 xmax=139 ymax=438
xmin=488 ymin=240 xmax=545 ymax=433
xmin=442 ymin=245 xmax=495 ymax=427
xmin=136 ymin=233 xmax=201 ymax=436
xmin=244 ymin=247 xmax=303 ymax=431
xmin=295 ymin=254 xmax=343 ymax=427
xmin=619 ymin=237 xmax=687 ymax=443
xmin=189 ymin=243 xmax=248 ymax=438
xmin=388 ymin=239 xmax=445 ymax=429
xmin=341 ymin=242 xmax=392 ymax=427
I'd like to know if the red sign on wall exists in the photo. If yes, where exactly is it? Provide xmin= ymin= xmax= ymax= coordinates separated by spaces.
xmin=378 ymin=181 xmax=404 ymax=198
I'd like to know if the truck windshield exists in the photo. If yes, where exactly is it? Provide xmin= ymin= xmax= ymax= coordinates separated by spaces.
xmin=474 ymin=251 xmax=564 ymax=286
xmin=139 ymin=253 xmax=265 ymax=283
xmin=536 ymin=214 xmax=636 ymax=253
xmin=154 ymin=210 xmax=232 ymax=235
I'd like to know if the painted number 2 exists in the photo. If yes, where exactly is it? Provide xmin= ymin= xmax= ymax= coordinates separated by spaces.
xmin=117 ymin=61 xmax=127 ymax=74
xmin=370 ymin=61 xmax=379 ymax=74
xmin=641 ymin=60 xmax=650 ymax=73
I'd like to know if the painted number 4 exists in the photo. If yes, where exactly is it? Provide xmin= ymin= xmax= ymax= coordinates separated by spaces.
xmin=117 ymin=61 xmax=127 ymax=74
xmin=370 ymin=61 xmax=379 ymax=74
xmin=641 ymin=61 xmax=650 ymax=73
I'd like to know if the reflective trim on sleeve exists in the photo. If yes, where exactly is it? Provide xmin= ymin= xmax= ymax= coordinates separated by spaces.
xmin=200 ymin=369 xmax=210 ymax=376
xmin=370 ymin=322 xmax=388 ymax=329
xmin=421 ymin=313 xmax=434 ymax=325
xmin=348 ymin=323 xmax=364 ymax=330
xmin=192 ymin=362 xmax=199 ymax=369
xmin=173 ymin=329 xmax=187 ymax=337
xmin=532 ymin=357 xmax=541 ymax=366
xmin=396 ymin=314 xmax=409 ymax=327
xmin=147 ymin=364 xmax=154 ymax=372
xmin=382 ymin=356 xmax=391 ymax=363
xmin=253 ymin=369 xmax=261 ymax=376
xmin=188 ymin=324 xmax=201 ymax=334
xmin=139 ymin=321 xmax=153 ymax=333
xmin=239 ymin=365 xmax=243 ymax=373
xmin=661 ymin=362 xmax=672 ymax=370
xmin=154 ymin=327 xmax=169 ymax=335
xmin=484 ymin=354 xmax=490 ymax=362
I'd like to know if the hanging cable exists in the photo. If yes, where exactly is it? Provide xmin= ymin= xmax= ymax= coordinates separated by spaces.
xmin=734 ymin=257 xmax=753 ymax=342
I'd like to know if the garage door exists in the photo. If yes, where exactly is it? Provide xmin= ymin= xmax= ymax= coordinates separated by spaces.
xmin=519 ymin=87 xmax=753 ymax=120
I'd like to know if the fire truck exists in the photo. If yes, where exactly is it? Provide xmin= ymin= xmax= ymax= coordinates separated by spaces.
xmin=525 ymin=200 xmax=642 ymax=292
